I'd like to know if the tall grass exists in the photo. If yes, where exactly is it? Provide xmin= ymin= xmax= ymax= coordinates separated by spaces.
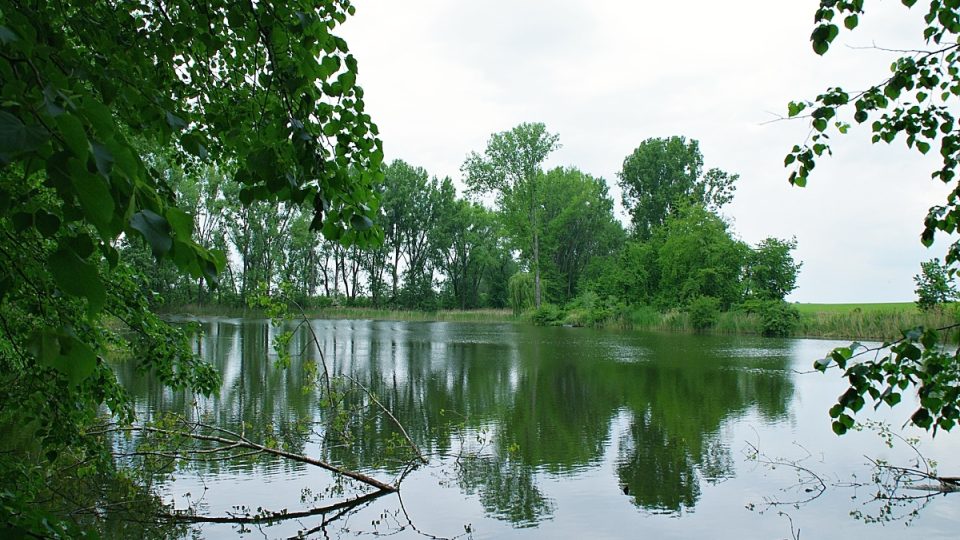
xmin=794 ymin=306 xmax=957 ymax=340
xmin=606 ymin=303 xmax=958 ymax=340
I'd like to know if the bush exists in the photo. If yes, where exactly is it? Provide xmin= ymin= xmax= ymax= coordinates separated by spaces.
xmin=564 ymin=292 xmax=615 ymax=326
xmin=759 ymin=301 xmax=800 ymax=337
xmin=739 ymin=299 xmax=800 ymax=337
xmin=687 ymin=296 xmax=721 ymax=331
xmin=531 ymin=303 xmax=565 ymax=326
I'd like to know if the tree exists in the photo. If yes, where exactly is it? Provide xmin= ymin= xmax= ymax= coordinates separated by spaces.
xmin=433 ymin=187 xmax=500 ymax=309
xmin=654 ymin=204 xmax=749 ymax=309
xmin=914 ymin=257 xmax=958 ymax=310
xmin=537 ymin=167 xmax=624 ymax=303
xmin=0 ymin=1 xmax=382 ymax=534
xmin=462 ymin=123 xmax=561 ymax=308
xmin=618 ymin=137 xmax=737 ymax=239
xmin=744 ymin=237 xmax=802 ymax=301
xmin=789 ymin=1 xmax=960 ymax=434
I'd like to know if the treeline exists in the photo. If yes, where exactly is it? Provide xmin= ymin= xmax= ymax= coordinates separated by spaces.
xmin=135 ymin=126 xmax=801 ymax=333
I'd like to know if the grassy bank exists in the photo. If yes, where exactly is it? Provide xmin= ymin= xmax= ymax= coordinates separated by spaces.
xmin=160 ymin=302 xmax=955 ymax=341
xmin=605 ymin=302 xmax=958 ymax=341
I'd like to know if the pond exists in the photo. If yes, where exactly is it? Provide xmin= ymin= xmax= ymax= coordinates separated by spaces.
xmin=113 ymin=318 xmax=959 ymax=539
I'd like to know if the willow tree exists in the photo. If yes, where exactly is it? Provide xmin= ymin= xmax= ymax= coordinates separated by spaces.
xmin=462 ymin=123 xmax=560 ymax=308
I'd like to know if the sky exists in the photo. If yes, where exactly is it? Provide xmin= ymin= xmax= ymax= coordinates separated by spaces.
xmin=339 ymin=0 xmax=957 ymax=303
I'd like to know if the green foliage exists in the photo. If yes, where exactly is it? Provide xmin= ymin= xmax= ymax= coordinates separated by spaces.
xmin=560 ymin=291 xmax=617 ymax=327
xmin=535 ymin=167 xmax=625 ymax=303
xmin=654 ymin=205 xmax=749 ymax=309
xmin=744 ymin=237 xmax=802 ymax=301
xmin=687 ymin=296 xmax=721 ymax=331
xmin=0 ymin=0 xmax=384 ymax=533
xmin=914 ymin=258 xmax=958 ymax=310
xmin=618 ymin=137 xmax=737 ymax=239
xmin=816 ymin=326 xmax=960 ymax=435
xmin=463 ymin=123 xmax=561 ymax=308
xmin=788 ymin=1 xmax=960 ymax=265
xmin=508 ymin=272 xmax=535 ymax=315
xmin=793 ymin=1 xmax=960 ymax=434
xmin=530 ymin=303 xmax=565 ymax=326
xmin=740 ymin=299 xmax=801 ymax=337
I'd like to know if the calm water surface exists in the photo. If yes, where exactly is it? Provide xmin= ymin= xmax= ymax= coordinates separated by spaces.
xmin=114 ymin=318 xmax=959 ymax=539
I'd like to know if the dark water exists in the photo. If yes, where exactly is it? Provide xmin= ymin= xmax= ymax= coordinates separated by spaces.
xmin=114 ymin=318 xmax=959 ymax=539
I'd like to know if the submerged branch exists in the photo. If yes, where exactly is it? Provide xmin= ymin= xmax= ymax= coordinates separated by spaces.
xmin=160 ymin=489 xmax=388 ymax=524
xmin=346 ymin=375 xmax=429 ymax=465
xmin=114 ymin=423 xmax=398 ymax=493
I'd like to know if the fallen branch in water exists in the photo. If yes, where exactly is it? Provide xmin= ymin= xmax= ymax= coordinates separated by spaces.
xmin=104 ymin=419 xmax=398 ymax=493
xmin=159 ymin=489 xmax=387 ymax=524
xmin=346 ymin=375 xmax=428 ymax=465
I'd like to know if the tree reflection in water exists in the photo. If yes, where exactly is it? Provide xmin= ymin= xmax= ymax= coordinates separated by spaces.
xmin=114 ymin=318 xmax=795 ymax=529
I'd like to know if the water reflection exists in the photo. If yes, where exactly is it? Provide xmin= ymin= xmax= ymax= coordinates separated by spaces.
xmin=114 ymin=319 xmax=795 ymax=525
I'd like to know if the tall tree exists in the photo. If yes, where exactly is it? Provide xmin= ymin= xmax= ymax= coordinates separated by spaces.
xmin=462 ymin=123 xmax=560 ymax=308
xmin=914 ymin=258 xmax=957 ymax=311
xmin=618 ymin=136 xmax=736 ymax=239
xmin=537 ymin=167 xmax=624 ymax=303
xmin=434 ymin=184 xmax=500 ymax=309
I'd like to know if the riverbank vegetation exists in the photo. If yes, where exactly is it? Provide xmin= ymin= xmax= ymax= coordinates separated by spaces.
xmin=5 ymin=0 xmax=960 ymax=537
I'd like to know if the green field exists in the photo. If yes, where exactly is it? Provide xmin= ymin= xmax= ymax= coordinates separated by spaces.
xmin=791 ymin=302 xmax=957 ymax=340
xmin=794 ymin=302 xmax=918 ymax=314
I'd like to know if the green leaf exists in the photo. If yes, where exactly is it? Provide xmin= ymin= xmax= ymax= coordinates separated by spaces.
xmin=91 ymin=141 xmax=114 ymax=178
xmin=165 ymin=207 xmax=194 ymax=239
xmin=0 ymin=25 xmax=18 ymax=44
xmin=130 ymin=209 xmax=173 ymax=258
xmin=69 ymin=159 xmax=115 ymax=234
xmin=48 ymin=245 xmax=106 ymax=315
xmin=911 ymin=407 xmax=933 ymax=429
xmin=350 ymin=214 xmax=373 ymax=231
xmin=844 ymin=14 xmax=859 ymax=30
xmin=53 ymin=334 xmax=97 ymax=386
xmin=181 ymin=133 xmax=208 ymax=159
xmin=0 ymin=110 xmax=49 ymax=161
xmin=34 ymin=210 xmax=61 ymax=238
xmin=56 ymin=114 xmax=88 ymax=162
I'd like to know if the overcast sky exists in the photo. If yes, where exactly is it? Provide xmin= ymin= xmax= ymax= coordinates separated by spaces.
xmin=340 ymin=0 xmax=956 ymax=303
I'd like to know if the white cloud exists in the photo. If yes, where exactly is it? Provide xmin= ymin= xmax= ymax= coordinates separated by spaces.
xmin=341 ymin=0 xmax=956 ymax=302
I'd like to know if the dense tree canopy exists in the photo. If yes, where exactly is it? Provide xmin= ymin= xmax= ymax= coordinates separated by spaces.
xmin=618 ymin=136 xmax=737 ymax=239
xmin=0 ymin=1 xmax=383 ymax=535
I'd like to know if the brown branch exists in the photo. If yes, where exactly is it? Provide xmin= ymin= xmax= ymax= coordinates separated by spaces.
xmin=160 ymin=488 xmax=388 ymax=524
xmin=116 ymin=424 xmax=397 ymax=492
xmin=346 ymin=375 xmax=428 ymax=465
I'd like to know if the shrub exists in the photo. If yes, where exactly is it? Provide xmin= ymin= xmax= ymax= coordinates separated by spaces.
xmin=687 ymin=296 xmax=721 ymax=331
xmin=758 ymin=301 xmax=800 ymax=337
xmin=531 ymin=303 xmax=565 ymax=326
xmin=739 ymin=299 xmax=800 ymax=337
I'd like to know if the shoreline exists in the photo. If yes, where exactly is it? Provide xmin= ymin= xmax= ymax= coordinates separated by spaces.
xmin=156 ymin=303 xmax=958 ymax=342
